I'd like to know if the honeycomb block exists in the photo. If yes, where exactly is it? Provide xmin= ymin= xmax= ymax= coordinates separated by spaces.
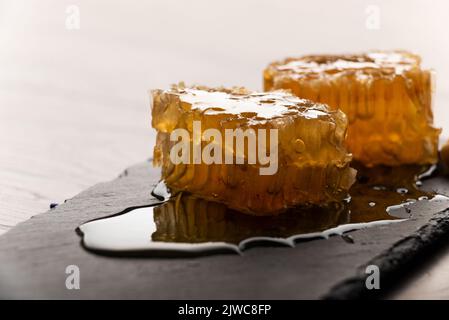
xmin=151 ymin=84 xmax=355 ymax=215
xmin=264 ymin=51 xmax=441 ymax=167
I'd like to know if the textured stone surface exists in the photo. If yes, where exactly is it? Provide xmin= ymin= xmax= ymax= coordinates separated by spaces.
xmin=0 ymin=161 xmax=449 ymax=299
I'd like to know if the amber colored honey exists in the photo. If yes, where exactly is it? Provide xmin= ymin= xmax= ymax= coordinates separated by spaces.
xmin=264 ymin=51 xmax=441 ymax=167
xmin=151 ymin=163 xmax=432 ymax=244
xmin=77 ymin=162 xmax=442 ymax=256
xmin=151 ymin=84 xmax=355 ymax=215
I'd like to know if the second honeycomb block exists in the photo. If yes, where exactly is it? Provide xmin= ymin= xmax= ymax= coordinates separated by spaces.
xmin=264 ymin=51 xmax=441 ymax=166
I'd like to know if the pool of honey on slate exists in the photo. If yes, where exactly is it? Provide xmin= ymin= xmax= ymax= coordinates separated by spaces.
xmin=77 ymin=163 xmax=444 ymax=256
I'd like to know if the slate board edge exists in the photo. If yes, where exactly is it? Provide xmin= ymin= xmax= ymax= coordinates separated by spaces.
xmin=56 ymin=165 xmax=449 ymax=299
xmin=323 ymin=209 xmax=449 ymax=299
xmin=2 ymin=160 xmax=449 ymax=299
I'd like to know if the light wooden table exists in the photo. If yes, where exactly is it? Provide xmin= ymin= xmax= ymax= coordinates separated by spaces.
xmin=1 ymin=0 xmax=449 ymax=299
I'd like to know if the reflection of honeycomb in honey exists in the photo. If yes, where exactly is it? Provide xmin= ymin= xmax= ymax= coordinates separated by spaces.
xmin=151 ymin=194 xmax=349 ymax=244
xmin=151 ymin=84 xmax=355 ymax=215
xmin=264 ymin=51 xmax=441 ymax=167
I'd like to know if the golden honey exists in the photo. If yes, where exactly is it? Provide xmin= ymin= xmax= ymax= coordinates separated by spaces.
xmin=264 ymin=51 xmax=441 ymax=167
xmin=151 ymin=193 xmax=350 ymax=244
xmin=151 ymin=84 xmax=355 ymax=215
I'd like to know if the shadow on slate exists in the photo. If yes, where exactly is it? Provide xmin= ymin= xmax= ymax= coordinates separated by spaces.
xmin=1 ymin=161 xmax=449 ymax=299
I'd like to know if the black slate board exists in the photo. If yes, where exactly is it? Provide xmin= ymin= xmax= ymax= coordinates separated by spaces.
xmin=1 ymin=161 xmax=449 ymax=299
